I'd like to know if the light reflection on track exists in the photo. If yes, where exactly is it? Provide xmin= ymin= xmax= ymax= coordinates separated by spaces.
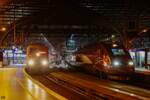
xmin=46 ymin=71 xmax=150 ymax=100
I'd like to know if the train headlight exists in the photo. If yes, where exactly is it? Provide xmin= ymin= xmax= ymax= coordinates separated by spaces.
xmin=41 ymin=59 xmax=48 ymax=66
xmin=28 ymin=59 xmax=34 ymax=66
xmin=128 ymin=61 xmax=134 ymax=66
xmin=36 ymin=52 xmax=40 ymax=57
xmin=113 ymin=60 xmax=120 ymax=67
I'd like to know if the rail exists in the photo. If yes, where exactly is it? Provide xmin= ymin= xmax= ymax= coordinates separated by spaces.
xmin=45 ymin=72 xmax=150 ymax=100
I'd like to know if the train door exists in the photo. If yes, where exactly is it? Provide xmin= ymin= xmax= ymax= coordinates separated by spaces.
xmin=96 ymin=45 xmax=111 ymax=67
xmin=95 ymin=46 xmax=103 ymax=65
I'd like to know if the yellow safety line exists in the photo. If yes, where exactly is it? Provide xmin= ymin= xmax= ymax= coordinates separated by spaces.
xmin=23 ymin=67 xmax=67 ymax=100
xmin=15 ymin=77 xmax=37 ymax=100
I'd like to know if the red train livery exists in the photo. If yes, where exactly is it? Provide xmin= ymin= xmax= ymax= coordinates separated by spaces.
xmin=73 ymin=42 xmax=134 ymax=80
xmin=26 ymin=44 xmax=49 ymax=74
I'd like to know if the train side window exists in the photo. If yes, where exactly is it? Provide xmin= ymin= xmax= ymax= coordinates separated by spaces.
xmin=96 ymin=46 xmax=104 ymax=64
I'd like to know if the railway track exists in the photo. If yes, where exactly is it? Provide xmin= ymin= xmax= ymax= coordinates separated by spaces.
xmin=32 ymin=75 xmax=90 ymax=100
xmin=114 ymin=72 xmax=150 ymax=90
xmin=44 ymin=71 xmax=150 ymax=100
xmin=45 ymin=75 xmax=108 ymax=100
xmin=115 ymin=80 xmax=150 ymax=90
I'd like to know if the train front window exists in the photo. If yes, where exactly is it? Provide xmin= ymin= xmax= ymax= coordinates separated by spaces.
xmin=111 ymin=48 xmax=125 ymax=56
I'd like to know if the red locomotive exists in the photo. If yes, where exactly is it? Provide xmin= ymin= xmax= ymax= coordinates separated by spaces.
xmin=26 ymin=44 xmax=49 ymax=74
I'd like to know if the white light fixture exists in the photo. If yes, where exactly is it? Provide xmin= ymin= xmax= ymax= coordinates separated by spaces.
xmin=112 ymin=44 xmax=118 ymax=47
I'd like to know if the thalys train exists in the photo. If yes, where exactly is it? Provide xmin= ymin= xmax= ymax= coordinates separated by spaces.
xmin=26 ymin=44 xmax=49 ymax=74
xmin=71 ymin=42 xmax=134 ymax=80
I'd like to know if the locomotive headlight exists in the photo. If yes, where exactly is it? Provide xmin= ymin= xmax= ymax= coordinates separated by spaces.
xmin=128 ymin=61 xmax=134 ymax=66
xmin=36 ymin=52 xmax=40 ymax=57
xmin=28 ymin=59 xmax=34 ymax=66
xmin=41 ymin=59 xmax=48 ymax=66
xmin=113 ymin=60 xmax=120 ymax=67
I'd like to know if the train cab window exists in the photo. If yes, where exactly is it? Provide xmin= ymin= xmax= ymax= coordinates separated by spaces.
xmin=111 ymin=48 xmax=125 ymax=56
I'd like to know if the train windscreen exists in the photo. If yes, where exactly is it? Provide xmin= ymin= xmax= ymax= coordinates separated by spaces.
xmin=28 ymin=47 xmax=48 ymax=58
xmin=111 ymin=48 xmax=125 ymax=56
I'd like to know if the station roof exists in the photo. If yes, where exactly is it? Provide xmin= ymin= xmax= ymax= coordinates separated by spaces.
xmin=0 ymin=0 xmax=150 ymax=46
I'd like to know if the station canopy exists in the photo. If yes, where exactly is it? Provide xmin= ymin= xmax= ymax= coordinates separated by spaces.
xmin=0 ymin=0 xmax=150 ymax=48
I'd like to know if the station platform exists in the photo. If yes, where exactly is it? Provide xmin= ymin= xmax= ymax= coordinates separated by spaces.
xmin=0 ymin=67 xmax=66 ymax=100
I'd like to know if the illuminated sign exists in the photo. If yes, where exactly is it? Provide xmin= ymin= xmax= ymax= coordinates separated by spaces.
xmin=66 ymin=39 xmax=76 ymax=50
